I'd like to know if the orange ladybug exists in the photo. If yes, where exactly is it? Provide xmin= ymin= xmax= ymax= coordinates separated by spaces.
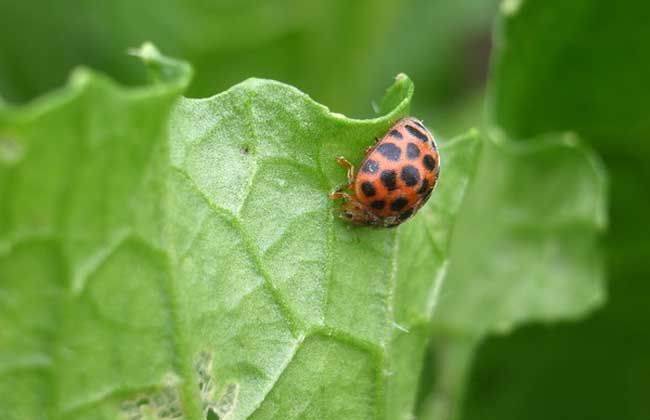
xmin=330 ymin=117 xmax=440 ymax=227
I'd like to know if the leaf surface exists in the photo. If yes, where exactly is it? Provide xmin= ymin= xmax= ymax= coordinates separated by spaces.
xmin=0 ymin=48 xmax=480 ymax=420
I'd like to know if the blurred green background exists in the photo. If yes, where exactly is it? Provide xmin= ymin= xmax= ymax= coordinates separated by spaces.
xmin=0 ymin=0 xmax=497 ymax=131
xmin=1 ymin=0 xmax=648 ymax=419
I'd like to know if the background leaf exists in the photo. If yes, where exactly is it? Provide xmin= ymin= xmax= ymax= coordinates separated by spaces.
xmin=0 ymin=47 xmax=482 ymax=419
xmin=439 ymin=132 xmax=607 ymax=337
xmin=459 ymin=1 xmax=650 ymax=419
xmin=0 ymin=44 xmax=192 ymax=419
xmin=0 ymin=0 xmax=407 ymax=115
xmin=416 ymin=130 xmax=607 ymax=420
xmin=0 ymin=0 xmax=500 ymax=119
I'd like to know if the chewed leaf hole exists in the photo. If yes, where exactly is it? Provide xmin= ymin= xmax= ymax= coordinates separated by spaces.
xmin=195 ymin=350 xmax=216 ymax=413
xmin=213 ymin=383 xmax=239 ymax=418
xmin=120 ymin=373 xmax=183 ymax=420
xmin=195 ymin=350 xmax=239 ymax=419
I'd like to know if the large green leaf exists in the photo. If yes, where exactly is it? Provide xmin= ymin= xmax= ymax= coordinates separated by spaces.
xmin=460 ymin=1 xmax=650 ymax=419
xmin=416 ymin=130 xmax=607 ymax=420
xmin=0 ymin=46 xmax=481 ymax=419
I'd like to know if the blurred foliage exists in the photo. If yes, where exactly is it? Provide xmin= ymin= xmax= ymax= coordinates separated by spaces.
xmin=0 ymin=0 xmax=647 ymax=419
xmin=0 ymin=0 xmax=499 ymax=119
xmin=461 ymin=1 xmax=650 ymax=420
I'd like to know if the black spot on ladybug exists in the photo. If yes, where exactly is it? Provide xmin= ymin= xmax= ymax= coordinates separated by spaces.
xmin=423 ymin=154 xmax=437 ymax=171
xmin=361 ymin=181 xmax=376 ymax=197
xmin=390 ymin=129 xmax=403 ymax=140
xmin=400 ymin=165 xmax=421 ymax=187
xmin=371 ymin=200 xmax=386 ymax=210
xmin=380 ymin=170 xmax=397 ymax=190
xmin=362 ymin=159 xmax=380 ymax=174
xmin=417 ymin=179 xmax=430 ymax=195
xmin=406 ymin=125 xmax=429 ymax=142
xmin=406 ymin=143 xmax=420 ymax=159
xmin=399 ymin=208 xmax=414 ymax=221
xmin=377 ymin=143 xmax=401 ymax=161
xmin=391 ymin=197 xmax=409 ymax=211
xmin=413 ymin=120 xmax=427 ymax=130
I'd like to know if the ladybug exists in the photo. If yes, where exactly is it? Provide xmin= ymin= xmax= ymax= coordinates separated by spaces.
xmin=330 ymin=117 xmax=440 ymax=227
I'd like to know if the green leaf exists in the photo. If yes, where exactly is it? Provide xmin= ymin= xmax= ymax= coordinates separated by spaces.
xmin=437 ymin=131 xmax=607 ymax=337
xmin=0 ymin=47 xmax=481 ymax=419
xmin=413 ymin=5 xmax=614 ymax=416
xmin=459 ymin=1 xmax=650 ymax=419
xmin=490 ymin=0 xmax=650 ymax=268
xmin=0 ymin=44 xmax=192 ymax=419
xmin=416 ymin=130 xmax=607 ymax=420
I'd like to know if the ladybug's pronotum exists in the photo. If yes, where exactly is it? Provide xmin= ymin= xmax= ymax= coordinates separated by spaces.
xmin=330 ymin=117 xmax=440 ymax=227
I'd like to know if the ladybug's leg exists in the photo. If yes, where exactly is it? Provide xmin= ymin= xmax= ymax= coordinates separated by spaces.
xmin=329 ymin=191 xmax=349 ymax=200
xmin=364 ymin=139 xmax=379 ymax=154
xmin=331 ymin=193 xmax=368 ymax=223
xmin=334 ymin=156 xmax=355 ymax=191
xmin=335 ymin=156 xmax=355 ymax=184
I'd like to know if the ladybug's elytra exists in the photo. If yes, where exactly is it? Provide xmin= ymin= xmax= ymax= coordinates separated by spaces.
xmin=330 ymin=117 xmax=440 ymax=227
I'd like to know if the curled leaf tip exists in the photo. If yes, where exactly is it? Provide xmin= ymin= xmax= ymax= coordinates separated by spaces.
xmin=127 ymin=42 xmax=162 ymax=62
xmin=395 ymin=73 xmax=408 ymax=82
